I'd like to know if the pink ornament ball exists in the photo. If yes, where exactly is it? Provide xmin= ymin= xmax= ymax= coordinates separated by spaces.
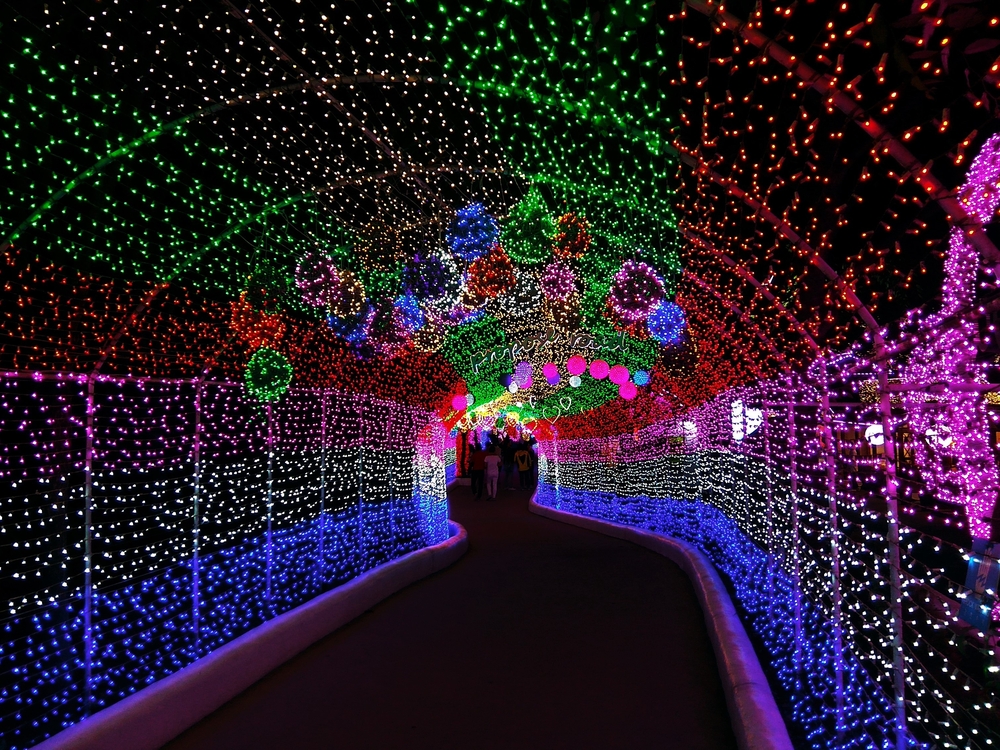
xmin=619 ymin=381 xmax=638 ymax=400
xmin=589 ymin=360 xmax=609 ymax=379
xmin=452 ymin=394 xmax=469 ymax=412
xmin=608 ymin=365 xmax=630 ymax=385
xmin=542 ymin=362 xmax=559 ymax=380
xmin=566 ymin=355 xmax=588 ymax=376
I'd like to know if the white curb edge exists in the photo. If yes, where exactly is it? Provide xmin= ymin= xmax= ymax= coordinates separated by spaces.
xmin=529 ymin=497 xmax=794 ymax=750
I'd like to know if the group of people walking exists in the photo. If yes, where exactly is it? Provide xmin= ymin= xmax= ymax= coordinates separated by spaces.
xmin=468 ymin=436 xmax=536 ymax=501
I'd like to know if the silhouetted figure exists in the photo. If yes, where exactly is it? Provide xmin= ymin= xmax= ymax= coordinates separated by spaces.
xmin=515 ymin=444 xmax=533 ymax=489
xmin=501 ymin=437 xmax=516 ymax=489
xmin=469 ymin=442 xmax=485 ymax=500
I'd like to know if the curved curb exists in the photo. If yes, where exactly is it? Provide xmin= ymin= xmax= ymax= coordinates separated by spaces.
xmin=529 ymin=498 xmax=793 ymax=750
xmin=34 ymin=522 xmax=469 ymax=750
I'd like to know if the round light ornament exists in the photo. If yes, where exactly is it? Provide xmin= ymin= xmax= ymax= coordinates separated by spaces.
xmin=589 ymin=360 xmax=610 ymax=380
xmin=245 ymin=347 xmax=293 ymax=403
xmin=566 ymin=355 xmax=587 ymax=376
xmin=608 ymin=365 xmax=630 ymax=385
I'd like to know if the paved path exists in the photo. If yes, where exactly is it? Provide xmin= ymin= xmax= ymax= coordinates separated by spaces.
xmin=167 ymin=483 xmax=737 ymax=749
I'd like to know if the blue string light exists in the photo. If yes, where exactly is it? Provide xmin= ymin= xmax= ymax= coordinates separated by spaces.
xmin=646 ymin=301 xmax=686 ymax=346
xmin=393 ymin=292 xmax=425 ymax=332
xmin=327 ymin=303 xmax=373 ymax=346
xmin=0 ymin=379 xmax=449 ymax=750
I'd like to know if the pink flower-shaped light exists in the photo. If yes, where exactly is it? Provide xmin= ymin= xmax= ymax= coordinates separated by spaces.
xmin=539 ymin=260 xmax=578 ymax=301
xmin=607 ymin=260 xmax=664 ymax=323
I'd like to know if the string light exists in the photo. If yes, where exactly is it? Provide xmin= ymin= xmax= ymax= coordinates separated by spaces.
xmin=606 ymin=260 xmax=666 ymax=325
xmin=501 ymin=187 xmax=556 ymax=266
xmin=647 ymin=302 xmax=687 ymax=346
xmin=446 ymin=204 xmax=499 ymax=262
xmin=2 ymin=1 xmax=999 ymax=748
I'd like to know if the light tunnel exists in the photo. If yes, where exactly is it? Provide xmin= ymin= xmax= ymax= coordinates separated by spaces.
xmin=2 ymin=1 xmax=1000 ymax=748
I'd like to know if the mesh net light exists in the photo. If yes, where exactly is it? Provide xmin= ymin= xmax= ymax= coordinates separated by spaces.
xmin=3 ymin=2 xmax=1000 ymax=747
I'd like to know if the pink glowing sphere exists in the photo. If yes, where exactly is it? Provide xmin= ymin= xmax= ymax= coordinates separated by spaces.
xmin=451 ymin=394 xmax=468 ymax=412
xmin=589 ymin=360 xmax=609 ymax=380
xmin=566 ymin=355 xmax=588 ymax=376
xmin=542 ymin=362 xmax=558 ymax=379
xmin=619 ymin=381 xmax=638 ymax=400
xmin=608 ymin=365 xmax=630 ymax=385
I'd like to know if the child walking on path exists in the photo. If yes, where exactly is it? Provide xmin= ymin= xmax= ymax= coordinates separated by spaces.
xmin=483 ymin=447 xmax=502 ymax=500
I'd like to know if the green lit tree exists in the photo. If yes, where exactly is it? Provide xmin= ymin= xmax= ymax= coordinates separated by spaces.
xmin=501 ymin=186 xmax=556 ymax=265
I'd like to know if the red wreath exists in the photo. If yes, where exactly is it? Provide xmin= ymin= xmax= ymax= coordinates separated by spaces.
xmin=466 ymin=244 xmax=517 ymax=302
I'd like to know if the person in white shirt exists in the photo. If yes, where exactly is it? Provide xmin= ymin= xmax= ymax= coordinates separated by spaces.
xmin=483 ymin=446 xmax=502 ymax=500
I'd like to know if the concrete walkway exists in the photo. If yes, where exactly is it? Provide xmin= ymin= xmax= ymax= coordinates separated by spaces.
xmin=167 ymin=482 xmax=737 ymax=749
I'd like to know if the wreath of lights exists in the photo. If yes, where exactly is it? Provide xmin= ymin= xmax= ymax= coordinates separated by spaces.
xmin=607 ymin=260 xmax=666 ymax=325
xmin=245 ymin=347 xmax=294 ymax=402
xmin=446 ymin=203 xmax=499 ymax=262
xmin=465 ymin=243 xmax=517 ymax=302
xmin=554 ymin=213 xmax=592 ymax=260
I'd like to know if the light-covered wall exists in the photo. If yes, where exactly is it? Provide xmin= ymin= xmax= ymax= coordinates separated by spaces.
xmin=0 ymin=375 xmax=448 ymax=749
xmin=537 ymin=367 xmax=999 ymax=749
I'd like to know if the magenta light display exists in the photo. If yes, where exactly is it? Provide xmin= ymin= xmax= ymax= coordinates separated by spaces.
xmin=589 ymin=360 xmax=609 ymax=380
xmin=542 ymin=362 xmax=560 ymax=386
xmin=539 ymin=260 xmax=578 ymax=302
xmin=566 ymin=355 xmax=587 ymax=377
xmin=608 ymin=365 xmax=630 ymax=386
xmin=901 ymin=134 xmax=1000 ymax=542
